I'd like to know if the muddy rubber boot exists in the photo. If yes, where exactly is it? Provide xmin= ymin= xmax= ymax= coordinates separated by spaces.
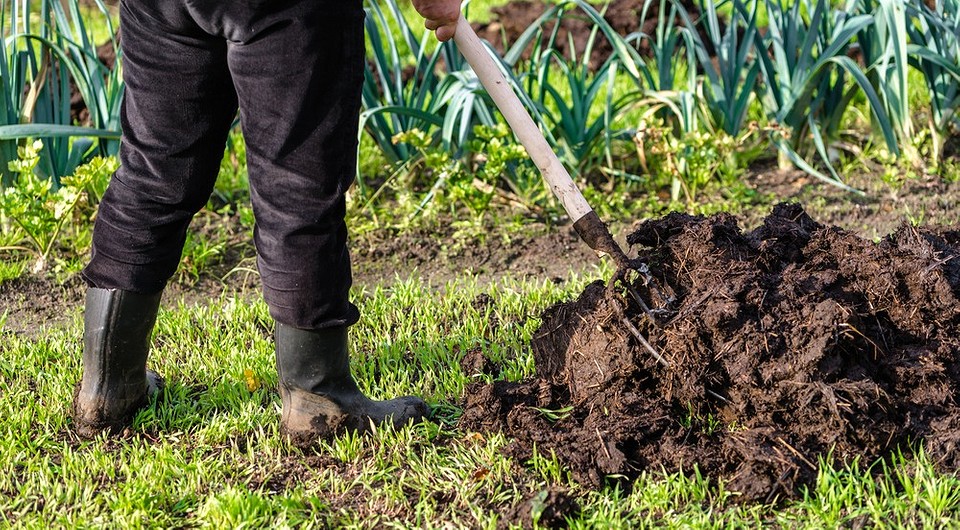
xmin=276 ymin=323 xmax=430 ymax=447
xmin=72 ymin=288 xmax=164 ymax=439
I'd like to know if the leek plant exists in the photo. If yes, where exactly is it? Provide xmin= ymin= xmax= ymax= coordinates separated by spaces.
xmin=360 ymin=0 xmax=508 ymax=207
xmin=512 ymin=1 xmax=638 ymax=176
xmin=360 ymin=0 xmax=446 ymax=165
xmin=627 ymin=0 xmax=732 ymax=202
xmin=501 ymin=0 xmax=649 ymax=84
xmin=750 ymin=0 xmax=898 ymax=190
xmin=677 ymin=0 xmax=761 ymax=137
xmin=906 ymin=0 xmax=960 ymax=162
xmin=0 ymin=0 xmax=121 ymax=186
xmin=857 ymin=0 xmax=915 ymax=158
xmin=463 ymin=0 xmax=651 ymax=205
xmin=627 ymin=0 xmax=697 ymax=94
xmin=360 ymin=0 xmax=497 ymax=168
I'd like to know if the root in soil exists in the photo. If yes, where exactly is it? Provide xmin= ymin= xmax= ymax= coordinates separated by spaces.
xmin=460 ymin=203 xmax=960 ymax=503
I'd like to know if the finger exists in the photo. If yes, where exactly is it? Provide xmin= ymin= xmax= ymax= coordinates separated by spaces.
xmin=435 ymin=24 xmax=456 ymax=42
xmin=424 ymin=18 xmax=441 ymax=30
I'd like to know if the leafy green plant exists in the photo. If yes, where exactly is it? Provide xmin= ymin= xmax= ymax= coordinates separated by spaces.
xmin=750 ymin=0 xmax=899 ymax=190
xmin=525 ymin=46 xmax=626 ymax=175
xmin=386 ymin=124 xmax=537 ymax=215
xmin=905 ymin=0 xmax=960 ymax=162
xmin=626 ymin=0 xmax=698 ymax=94
xmin=177 ymin=229 xmax=228 ymax=283
xmin=524 ymin=6 xmax=652 ymax=178
xmin=360 ymin=0 xmax=443 ymax=165
xmin=465 ymin=123 xmax=548 ymax=211
xmin=633 ymin=118 xmax=751 ymax=203
xmin=622 ymin=0 xmax=702 ymax=159
xmin=0 ymin=256 xmax=25 ymax=282
xmin=0 ymin=0 xmax=122 ymax=186
xmin=45 ymin=0 xmax=124 ymax=148
xmin=390 ymin=127 xmax=464 ymax=212
xmin=677 ymin=0 xmax=762 ymax=137
xmin=858 ymin=0 xmax=915 ymax=158
xmin=359 ymin=0 xmax=496 ymax=176
xmin=0 ymin=140 xmax=116 ymax=272
xmin=500 ymin=0 xmax=651 ymax=179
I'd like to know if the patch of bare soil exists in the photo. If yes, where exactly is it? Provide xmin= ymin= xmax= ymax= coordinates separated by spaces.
xmin=741 ymin=165 xmax=960 ymax=239
xmin=350 ymin=218 xmax=599 ymax=288
xmin=0 ymin=271 xmax=253 ymax=338
xmin=460 ymin=203 xmax=960 ymax=503
xmin=0 ymin=274 xmax=86 ymax=333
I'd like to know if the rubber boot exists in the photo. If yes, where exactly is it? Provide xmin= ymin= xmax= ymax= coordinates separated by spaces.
xmin=276 ymin=323 xmax=429 ymax=447
xmin=72 ymin=288 xmax=164 ymax=439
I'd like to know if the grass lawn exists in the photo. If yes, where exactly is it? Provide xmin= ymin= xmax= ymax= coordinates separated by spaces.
xmin=3 ymin=271 xmax=959 ymax=528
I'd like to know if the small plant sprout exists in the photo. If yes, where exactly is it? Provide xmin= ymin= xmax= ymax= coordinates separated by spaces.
xmin=531 ymin=405 xmax=575 ymax=423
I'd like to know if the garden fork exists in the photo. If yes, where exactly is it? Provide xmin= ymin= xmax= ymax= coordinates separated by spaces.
xmin=453 ymin=15 xmax=674 ymax=320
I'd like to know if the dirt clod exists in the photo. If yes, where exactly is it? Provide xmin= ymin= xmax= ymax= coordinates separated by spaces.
xmin=501 ymin=487 xmax=579 ymax=529
xmin=460 ymin=203 xmax=960 ymax=502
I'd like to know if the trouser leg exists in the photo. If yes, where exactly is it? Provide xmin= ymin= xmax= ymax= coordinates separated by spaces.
xmin=219 ymin=3 xmax=428 ymax=445
xmin=81 ymin=1 xmax=238 ymax=293
xmin=225 ymin=1 xmax=365 ymax=330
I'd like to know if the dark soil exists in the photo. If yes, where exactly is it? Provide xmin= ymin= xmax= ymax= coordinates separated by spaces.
xmin=459 ymin=203 xmax=960 ymax=503
xmin=741 ymin=164 xmax=960 ymax=240
xmin=351 ymin=218 xmax=598 ymax=289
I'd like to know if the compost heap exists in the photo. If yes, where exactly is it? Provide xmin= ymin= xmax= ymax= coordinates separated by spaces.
xmin=460 ymin=203 xmax=960 ymax=502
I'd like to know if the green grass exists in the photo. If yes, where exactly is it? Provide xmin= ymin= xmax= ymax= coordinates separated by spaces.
xmin=3 ymin=272 xmax=960 ymax=528
xmin=0 ymin=257 xmax=25 ymax=282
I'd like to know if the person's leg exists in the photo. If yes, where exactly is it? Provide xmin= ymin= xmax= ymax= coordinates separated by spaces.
xmin=226 ymin=1 xmax=362 ymax=330
xmin=74 ymin=1 xmax=238 ymax=438
xmin=82 ymin=2 xmax=238 ymax=293
xmin=224 ymin=1 xmax=427 ymax=445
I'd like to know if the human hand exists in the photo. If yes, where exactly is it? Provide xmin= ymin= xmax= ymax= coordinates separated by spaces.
xmin=411 ymin=0 xmax=461 ymax=41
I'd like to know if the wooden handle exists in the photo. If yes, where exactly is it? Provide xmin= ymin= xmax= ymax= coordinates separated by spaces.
xmin=453 ymin=15 xmax=593 ymax=223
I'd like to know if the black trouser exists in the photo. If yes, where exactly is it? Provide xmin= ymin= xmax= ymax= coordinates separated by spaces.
xmin=83 ymin=0 xmax=363 ymax=330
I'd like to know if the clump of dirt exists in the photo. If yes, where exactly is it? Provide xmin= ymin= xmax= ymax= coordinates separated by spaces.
xmin=501 ymin=487 xmax=579 ymax=529
xmin=460 ymin=203 xmax=960 ymax=502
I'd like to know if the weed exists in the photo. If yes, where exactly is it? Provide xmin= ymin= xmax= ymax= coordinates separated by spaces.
xmin=531 ymin=405 xmax=575 ymax=423
xmin=384 ymin=124 xmax=542 ymax=217
xmin=634 ymin=119 xmax=751 ymax=203
xmin=679 ymin=403 xmax=725 ymax=437
xmin=941 ymin=159 xmax=960 ymax=183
